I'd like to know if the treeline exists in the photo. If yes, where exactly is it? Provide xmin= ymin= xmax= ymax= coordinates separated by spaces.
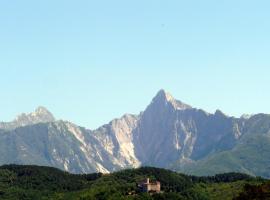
xmin=190 ymin=172 xmax=256 ymax=183
xmin=0 ymin=165 xmax=267 ymax=200
xmin=0 ymin=165 xmax=102 ymax=192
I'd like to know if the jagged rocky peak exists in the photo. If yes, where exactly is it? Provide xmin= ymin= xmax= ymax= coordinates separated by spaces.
xmin=15 ymin=106 xmax=55 ymax=123
xmin=33 ymin=106 xmax=55 ymax=120
xmin=0 ymin=106 xmax=55 ymax=130
xmin=35 ymin=106 xmax=52 ymax=115
xmin=152 ymin=89 xmax=192 ymax=110
xmin=241 ymin=114 xmax=253 ymax=119
xmin=108 ymin=114 xmax=139 ymax=134
xmin=214 ymin=109 xmax=228 ymax=118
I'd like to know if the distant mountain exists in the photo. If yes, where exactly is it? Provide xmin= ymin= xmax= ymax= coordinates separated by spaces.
xmin=0 ymin=90 xmax=269 ymax=178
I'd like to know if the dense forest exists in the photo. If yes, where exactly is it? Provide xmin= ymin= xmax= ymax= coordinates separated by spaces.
xmin=0 ymin=165 xmax=268 ymax=200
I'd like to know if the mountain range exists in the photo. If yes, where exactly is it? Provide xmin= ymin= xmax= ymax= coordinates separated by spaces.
xmin=0 ymin=90 xmax=269 ymax=178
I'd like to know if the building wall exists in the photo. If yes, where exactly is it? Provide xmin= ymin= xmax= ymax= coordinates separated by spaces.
xmin=140 ymin=179 xmax=161 ymax=193
xmin=147 ymin=183 xmax=160 ymax=192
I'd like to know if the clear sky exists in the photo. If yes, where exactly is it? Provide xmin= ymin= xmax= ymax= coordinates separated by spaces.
xmin=0 ymin=0 xmax=269 ymax=129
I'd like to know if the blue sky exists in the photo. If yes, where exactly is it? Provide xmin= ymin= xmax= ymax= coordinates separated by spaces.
xmin=0 ymin=1 xmax=270 ymax=129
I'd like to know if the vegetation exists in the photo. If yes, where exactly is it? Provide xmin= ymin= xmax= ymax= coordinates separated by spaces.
xmin=234 ymin=182 xmax=270 ymax=200
xmin=0 ymin=165 xmax=268 ymax=200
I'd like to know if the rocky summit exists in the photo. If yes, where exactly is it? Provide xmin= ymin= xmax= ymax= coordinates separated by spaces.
xmin=0 ymin=90 xmax=270 ymax=178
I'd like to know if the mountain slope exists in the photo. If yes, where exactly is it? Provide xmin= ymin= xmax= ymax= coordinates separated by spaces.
xmin=0 ymin=90 xmax=270 ymax=177
xmin=180 ymin=114 xmax=270 ymax=178
xmin=0 ymin=118 xmax=140 ymax=174
xmin=134 ymin=90 xmax=244 ymax=168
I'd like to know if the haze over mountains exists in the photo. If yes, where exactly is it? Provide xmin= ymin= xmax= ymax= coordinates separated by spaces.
xmin=0 ymin=90 xmax=269 ymax=178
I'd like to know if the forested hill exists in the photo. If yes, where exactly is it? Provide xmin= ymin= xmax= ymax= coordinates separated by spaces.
xmin=0 ymin=165 xmax=268 ymax=200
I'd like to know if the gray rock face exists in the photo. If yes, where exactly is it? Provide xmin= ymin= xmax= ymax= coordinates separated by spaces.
xmin=0 ymin=119 xmax=138 ymax=174
xmin=0 ymin=90 xmax=269 ymax=177
xmin=133 ymin=90 xmax=243 ymax=168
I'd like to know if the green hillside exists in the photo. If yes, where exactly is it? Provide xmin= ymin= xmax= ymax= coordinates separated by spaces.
xmin=0 ymin=165 xmax=268 ymax=200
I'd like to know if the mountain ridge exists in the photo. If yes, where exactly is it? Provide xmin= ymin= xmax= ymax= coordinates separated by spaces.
xmin=0 ymin=90 xmax=269 ymax=178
